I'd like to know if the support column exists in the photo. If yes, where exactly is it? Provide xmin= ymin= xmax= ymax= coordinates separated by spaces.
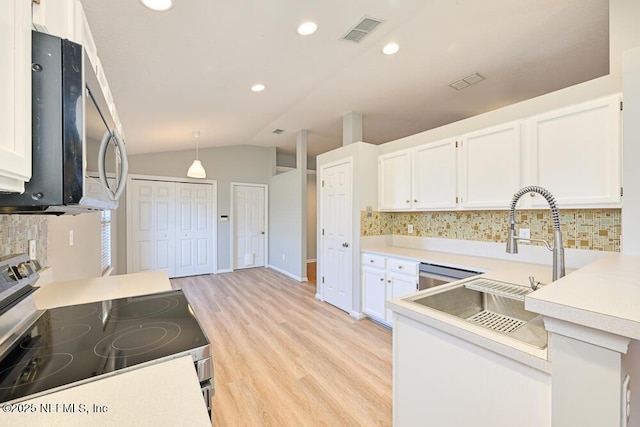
xmin=297 ymin=130 xmax=308 ymax=280
xmin=342 ymin=111 xmax=363 ymax=146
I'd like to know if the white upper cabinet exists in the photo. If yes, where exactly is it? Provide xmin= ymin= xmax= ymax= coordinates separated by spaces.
xmin=378 ymin=149 xmax=412 ymax=211
xmin=413 ymin=138 xmax=458 ymax=210
xmin=459 ymin=122 xmax=522 ymax=209
xmin=527 ymin=94 xmax=621 ymax=207
xmin=0 ymin=0 xmax=32 ymax=193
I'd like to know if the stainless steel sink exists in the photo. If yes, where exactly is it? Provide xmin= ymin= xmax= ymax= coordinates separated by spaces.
xmin=412 ymin=278 xmax=547 ymax=349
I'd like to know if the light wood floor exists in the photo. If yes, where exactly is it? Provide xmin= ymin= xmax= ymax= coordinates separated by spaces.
xmin=171 ymin=268 xmax=392 ymax=426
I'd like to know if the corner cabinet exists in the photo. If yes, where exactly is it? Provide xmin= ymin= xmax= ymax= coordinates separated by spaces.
xmin=528 ymin=94 xmax=622 ymax=207
xmin=0 ymin=0 xmax=32 ymax=192
xmin=362 ymin=252 xmax=418 ymax=327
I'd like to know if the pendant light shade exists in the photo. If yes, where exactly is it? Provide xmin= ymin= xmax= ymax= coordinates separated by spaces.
xmin=187 ymin=130 xmax=207 ymax=178
xmin=187 ymin=159 xmax=206 ymax=178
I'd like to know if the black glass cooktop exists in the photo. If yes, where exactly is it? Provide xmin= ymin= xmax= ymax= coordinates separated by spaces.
xmin=0 ymin=290 xmax=210 ymax=403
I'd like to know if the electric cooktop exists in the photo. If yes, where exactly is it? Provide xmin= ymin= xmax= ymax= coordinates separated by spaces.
xmin=0 ymin=289 xmax=210 ymax=403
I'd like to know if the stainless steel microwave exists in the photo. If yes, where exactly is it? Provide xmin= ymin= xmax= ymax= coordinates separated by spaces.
xmin=0 ymin=31 xmax=128 ymax=215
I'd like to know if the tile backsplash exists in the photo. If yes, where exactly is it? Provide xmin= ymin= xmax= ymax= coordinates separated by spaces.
xmin=361 ymin=209 xmax=621 ymax=252
xmin=0 ymin=215 xmax=48 ymax=265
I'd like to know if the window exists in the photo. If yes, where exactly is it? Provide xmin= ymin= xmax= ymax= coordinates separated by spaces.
xmin=100 ymin=209 xmax=112 ymax=275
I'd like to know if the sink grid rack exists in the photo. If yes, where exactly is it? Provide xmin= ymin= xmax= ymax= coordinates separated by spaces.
xmin=467 ymin=310 xmax=525 ymax=333
xmin=463 ymin=278 xmax=532 ymax=302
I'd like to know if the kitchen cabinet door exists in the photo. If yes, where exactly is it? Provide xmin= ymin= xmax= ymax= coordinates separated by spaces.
xmin=459 ymin=122 xmax=522 ymax=209
xmin=378 ymin=149 xmax=412 ymax=211
xmin=0 ymin=0 xmax=31 ymax=192
xmin=362 ymin=266 xmax=387 ymax=321
xmin=386 ymin=271 xmax=418 ymax=322
xmin=528 ymin=95 xmax=621 ymax=207
xmin=413 ymin=138 xmax=458 ymax=210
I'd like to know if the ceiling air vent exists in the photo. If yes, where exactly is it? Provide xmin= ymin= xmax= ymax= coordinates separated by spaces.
xmin=342 ymin=17 xmax=383 ymax=43
xmin=272 ymin=129 xmax=285 ymax=135
xmin=449 ymin=73 xmax=485 ymax=90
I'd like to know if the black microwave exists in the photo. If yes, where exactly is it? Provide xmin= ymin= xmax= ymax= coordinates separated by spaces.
xmin=0 ymin=31 xmax=128 ymax=215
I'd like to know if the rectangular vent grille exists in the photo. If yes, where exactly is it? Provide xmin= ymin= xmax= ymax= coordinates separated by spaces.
xmin=342 ymin=17 xmax=382 ymax=43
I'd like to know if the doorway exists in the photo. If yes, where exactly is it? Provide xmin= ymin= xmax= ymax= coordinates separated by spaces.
xmin=231 ymin=183 xmax=268 ymax=270
xmin=319 ymin=158 xmax=353 ymax=313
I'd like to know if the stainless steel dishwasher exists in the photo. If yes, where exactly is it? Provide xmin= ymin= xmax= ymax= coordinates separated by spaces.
xmin=418 ymin=262 xmax=481 ymax=290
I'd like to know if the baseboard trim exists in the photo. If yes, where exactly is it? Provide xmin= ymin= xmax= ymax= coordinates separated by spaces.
xmin=216 ymin=268 xmax=233 ymax=274
xmin=267 ymin=265 xmax=306 ymax=282
xmin=315 ymin=293 xmax=323 ymax=301
xmin=350 ymin=311 xmax=367 ymax=320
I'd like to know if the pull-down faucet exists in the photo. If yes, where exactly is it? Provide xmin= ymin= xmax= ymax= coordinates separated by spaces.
xmin=506 ymin=186 xmax=565 ymax=282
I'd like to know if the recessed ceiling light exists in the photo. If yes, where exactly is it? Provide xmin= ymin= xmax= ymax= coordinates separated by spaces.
xmin=297 ymin=22 xmax=318 ymax=36
xmin=139 ymin=0 xmax=174 ymax=11
xmin=382 ymin=43 xmax=400 ymax=55
xmin=251 ymin=84 xmax=266 ymax=92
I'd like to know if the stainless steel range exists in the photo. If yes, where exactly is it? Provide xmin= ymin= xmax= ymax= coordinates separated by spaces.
xmin=0 ymin=254 xmax=213 ymax=414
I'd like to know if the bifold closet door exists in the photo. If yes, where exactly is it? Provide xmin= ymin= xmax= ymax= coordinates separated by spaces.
xmin=130 ymin=179 xmax=176 ymax=277
xmin=175 ymin=182 xmax=214 ymax=277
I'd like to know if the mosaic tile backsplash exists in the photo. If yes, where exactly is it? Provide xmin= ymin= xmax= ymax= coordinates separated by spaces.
xmin=0 ymin=215 xmax=48 ymax=265
xmin=362 ymin=209 xmax=621 ymax=252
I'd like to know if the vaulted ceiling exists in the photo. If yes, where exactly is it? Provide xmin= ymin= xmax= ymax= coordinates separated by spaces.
xmin=80 ymin=0 xmax=609 ymax=156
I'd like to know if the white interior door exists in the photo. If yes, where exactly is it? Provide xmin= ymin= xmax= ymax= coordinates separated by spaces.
xmin=129 ymin=179 xmax=176 ymax=277
xmin=320 ymin=160 xmax=353 ymax=313
xmin=175 ymin=182 xmax=215 ymax=277
xmin=233 ymin=184 xmax=266 ymax=269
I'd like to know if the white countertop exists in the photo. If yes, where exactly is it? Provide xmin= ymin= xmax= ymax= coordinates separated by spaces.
xmin=1 ymin=356 xmax=211 ymax=427
xmin=11 ymin=271 xmax=211 ymax=426
xmin=370 ymin=245 xmax=553 ymax=371
xmin=526 ymin=254 xmax=640 ymax=340
xmin=34 ymin=270 xmax=172 ymax=309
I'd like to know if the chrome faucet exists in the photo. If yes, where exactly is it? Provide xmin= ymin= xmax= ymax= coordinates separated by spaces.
xmin=506 ymin=186 xmax=565 ymax=281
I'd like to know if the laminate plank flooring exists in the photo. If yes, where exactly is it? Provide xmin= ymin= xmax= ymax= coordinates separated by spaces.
xmin=171 ymin=268 xmax=392 ymax=426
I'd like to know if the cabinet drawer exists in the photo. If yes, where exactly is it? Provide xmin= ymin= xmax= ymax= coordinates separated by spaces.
xmin=362 ymin=253 xmax=386 ymax=269
xmin=386 ymin=258 xmax=418 ymax=276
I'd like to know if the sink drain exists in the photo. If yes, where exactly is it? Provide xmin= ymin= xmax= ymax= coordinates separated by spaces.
xmin=467 ymin=310 xmax=525 ymax=333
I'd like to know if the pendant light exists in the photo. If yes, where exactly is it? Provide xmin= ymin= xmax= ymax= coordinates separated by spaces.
xmin=187 ymin=130 xmax=207 ymax=178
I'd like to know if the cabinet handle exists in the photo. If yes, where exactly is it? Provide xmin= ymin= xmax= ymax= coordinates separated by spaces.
xmin=387 ymin=280 xmax=391 ymax=283
xmin=398 ymin=265 xmax=403 ymax=269
xmin=406 ymin=200 xmax=410 ymax=203
xmin=380 ymin=278 xmax=384 ymax=282
xmin=342 ymin=242 xmax=349 ymax=248
xmin=370 ymin=259 xmax=374 ymax=263
xmin=414 ymin=199 xmax=418 ymax=203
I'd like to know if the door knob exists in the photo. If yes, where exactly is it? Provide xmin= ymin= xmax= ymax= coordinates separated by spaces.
xmin=342 ymin=242 xmax=349 ymax=248
xmin=261 ymin=231 xmax=265 ymax=234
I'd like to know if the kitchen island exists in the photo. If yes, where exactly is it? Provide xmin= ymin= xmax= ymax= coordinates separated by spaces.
xmin=385 ymin=247 xmax=640 ymax=427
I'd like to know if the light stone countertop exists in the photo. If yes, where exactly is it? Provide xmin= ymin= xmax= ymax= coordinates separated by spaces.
xmin=378 ymin=246 xmax=640 ymax=371
xmin=13 ymin=271 xmax=211 ymax=426
xmin=369 ymin=245 xmax=554 ymax=372
xmin=33 ymin=270 xmax=172 ymax=309
xmin=1 ymin=356 xmax=211 ymax=427
xmin=526 ymin=254 xmax=640 ymax=340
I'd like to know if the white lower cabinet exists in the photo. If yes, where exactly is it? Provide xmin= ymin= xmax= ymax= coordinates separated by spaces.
xmin=362 ymin=252 xmax=418 ymax=327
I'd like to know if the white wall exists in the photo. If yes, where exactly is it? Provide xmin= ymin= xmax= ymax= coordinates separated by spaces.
xmin=121 ymin=145 xmax=276 ymax=273
xmin=268 ymin=169 xmax=304 ymax=280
